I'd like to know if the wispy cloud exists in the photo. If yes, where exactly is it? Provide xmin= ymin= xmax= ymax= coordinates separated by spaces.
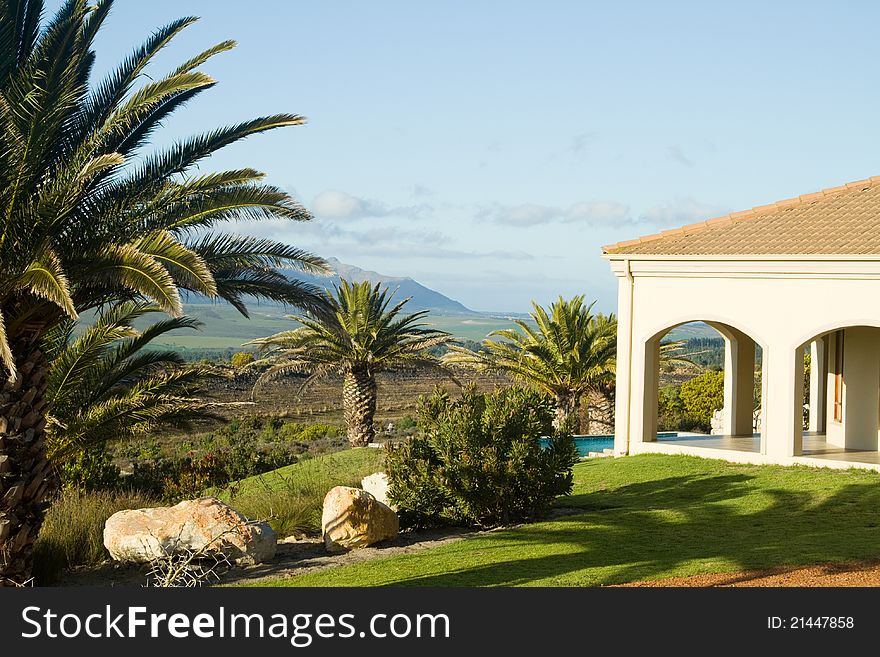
xmin=640 ymin=198 xmax=727 ymax=226
xmin=482 ymin=200 xmax=630 ymax=227
xmin=666 ymin=144 xmax=695 ymax=167
xmin=409 ymin=184 xmax=435 ymax=198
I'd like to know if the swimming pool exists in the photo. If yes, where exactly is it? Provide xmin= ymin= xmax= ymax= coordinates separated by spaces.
xmin=540 ymin=432 xmax=683 ymax=457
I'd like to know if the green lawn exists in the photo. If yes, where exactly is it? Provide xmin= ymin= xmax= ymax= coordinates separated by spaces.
xmin=248 ymin=454 xmax=880 ymax=586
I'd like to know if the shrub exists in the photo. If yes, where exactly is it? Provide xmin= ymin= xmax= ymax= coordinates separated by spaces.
xmin=33 ymin=488 xmax=158 ymax=585
xmin=395 ymin=415 xmax=417 ymax=432
xmin=277 ymin=422 xmax=343 ymax=442
xmin=657 ymin=385 xmax=704 ymax=433
xmin=126 ymin=440 xmax=297 ymax=501
xmin=386 ymin=385 xmax=578 ymax=529
xmin=58 ymin=446 xmax=121 ymax=492
xmin=231 ymin=351 xmax=255 ymax=368
xmin=679 ymin=370 xmax=724 ymax=429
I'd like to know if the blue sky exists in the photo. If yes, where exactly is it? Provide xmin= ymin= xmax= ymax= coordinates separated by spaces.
xmin=51 ymin=0 xmax=880 ymax=312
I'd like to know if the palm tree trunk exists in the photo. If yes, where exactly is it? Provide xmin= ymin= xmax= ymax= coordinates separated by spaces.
xmin=342 ymin=366 xmax=377 ymax=447
xmin=553 ymin=391 xmax=582 ymax=433
xmin=0 ymin=338 xmax=55 ymax=586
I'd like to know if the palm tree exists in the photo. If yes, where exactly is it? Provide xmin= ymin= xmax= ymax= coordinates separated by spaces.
xmin=43 ymin=301 xmax=222 ymax=466
xmin=445 ymin=296 xmax=616 ymax=430
xmin=0 ymin=0 xmax=325 ymax=584
xmin=446 ymin=297 xmax=699 ymax=432
xmin=251 ymin=280 xmax=454 ymax=447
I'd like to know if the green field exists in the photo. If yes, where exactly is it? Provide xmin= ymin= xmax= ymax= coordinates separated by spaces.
xmin=83 ymin=303 xmax=719 ymax=352
xmin=139 ymin=304 xmax=532 ymax=349
xmin=246 ymin=454 xmax=880 ymax=587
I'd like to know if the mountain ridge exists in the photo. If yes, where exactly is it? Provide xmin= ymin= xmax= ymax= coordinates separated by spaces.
xmin=287 ymin=257 xmax=475 ymax=314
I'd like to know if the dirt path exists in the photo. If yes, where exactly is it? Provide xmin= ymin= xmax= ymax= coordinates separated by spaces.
xmin=59 ymin=527 xmax=477 ymax=587
xmin=615 ymin=561 xmax=880 ymax=587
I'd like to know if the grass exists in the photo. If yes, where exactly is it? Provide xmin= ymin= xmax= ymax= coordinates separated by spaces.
xmin=222 ymin=448 xmax=385 ymax=538
xmin=32 ymin=488 xmax=158 ymax=585
xmin=248 ymin=453 xmax=880 ymax=587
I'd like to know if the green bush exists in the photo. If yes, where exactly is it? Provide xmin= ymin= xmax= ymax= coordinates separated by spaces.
xmin=395 ymin=415 xmax=417 ymax=432
xmin=277 ymin=422 xmax=343 ymax=442
xmin=657 ymin=385 xmax=705 ymax=433
xmin=127 ymin=438 xmax=296 ymax=501
xmin=679 ymin=370 xmax=724 ymax=429
xmin=231 ymin=351 xmax=255 ymax=367
xmin=33 ymin=488 xmax=158 ymax=585
xmin=58 ymin=446 xmax=121 ymax=492
xmin=386 ymin=385 xmax=578 ymax=529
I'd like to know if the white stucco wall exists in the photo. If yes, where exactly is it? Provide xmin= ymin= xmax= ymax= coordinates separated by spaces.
xmin=607 ymin=255 xmax=880 ymax=467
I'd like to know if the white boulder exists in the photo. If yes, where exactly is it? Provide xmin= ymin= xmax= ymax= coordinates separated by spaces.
xmin=360 ymin=471 xmax=396 ymax=510
xmin=103 ymin=497 xmax=276 ymax=565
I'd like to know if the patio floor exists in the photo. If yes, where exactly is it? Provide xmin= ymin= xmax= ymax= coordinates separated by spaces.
xmin=655 ymin=431 xmax=880 ymax=466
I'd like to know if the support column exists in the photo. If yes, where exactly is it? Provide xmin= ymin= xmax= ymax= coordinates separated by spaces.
xmin=613 ymin=262 xmax=634 ymax=455
xmin=764 ymin=345 xmax=804 ymax=458
xmin=628 ymin=335 xmax=654 ymax=451
xmin=841 ymin=327 xmax=880 ymax=450
xmin=721 ymin=328 xmax=756 ymax=436
xmin=808 ymin=338 xmax=827 ymax=433
xmin=640 ymin=337 xmax=660 ymax=444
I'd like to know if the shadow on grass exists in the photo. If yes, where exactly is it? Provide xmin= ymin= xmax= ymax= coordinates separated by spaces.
xmin=376 ymin=470 xmax=880 ymax=586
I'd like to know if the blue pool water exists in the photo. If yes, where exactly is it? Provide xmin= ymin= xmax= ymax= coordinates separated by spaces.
xmin=540 ymin=432 xmax=681 ymax=457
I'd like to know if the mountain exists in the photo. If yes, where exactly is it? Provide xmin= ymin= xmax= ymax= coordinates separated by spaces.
xmin=288 ymin=257 xmax=475 ymax=314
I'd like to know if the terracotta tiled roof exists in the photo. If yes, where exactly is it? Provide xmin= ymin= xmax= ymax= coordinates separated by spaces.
xmin=603 ymin=176 xmax=880 ymax=255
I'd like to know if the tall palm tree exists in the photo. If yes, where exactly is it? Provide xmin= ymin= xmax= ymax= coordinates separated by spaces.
xmin=251 ymin=280 xmax=454 ymax=447
xmin=445 ymin=296 xmax=616 ymax=429
xmin=43 ymin=301 xmax=222 ymax=465
xmin=0 ymin=0 xmax=325 ymax=585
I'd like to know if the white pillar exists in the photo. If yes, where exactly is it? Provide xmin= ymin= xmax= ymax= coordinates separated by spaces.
xmin=808 ymin=338 xmax=826 ymax=433
xmin=627 ymin=335 xmax=660 ymax=447
xmin=841 ymin=327 xmax=880 ymax=450
xmin=764 ymin=345 xmax=804 ymax=458
xmin=640 ymin=337 xmax=660 ymax=443
xmin=722 ymin=328 xmax=756 ymax=436
xmin=613 ymin=262 xmax=634 ymax=455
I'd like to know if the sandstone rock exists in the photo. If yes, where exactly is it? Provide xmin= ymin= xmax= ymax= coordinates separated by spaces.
xmin=360 ymin=471 xmax=396 ymax=509
xmin=321 ymin=486 xmax=398 ymax=553
xmin=103 ymin=497 xmax=276 ymax=565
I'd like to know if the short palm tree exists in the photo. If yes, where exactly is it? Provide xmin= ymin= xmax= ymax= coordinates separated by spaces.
xmin=445 ymin=296 xmax=616 ymax=430
xmin=44 ymin=301 xmax=221 ymax=465
xmin=446 ymin=297 xmax=699 ymax=431
xmin=0 ymin=0 xmax=325 ymax=584
xmin=251 ymin=280 xmax=454 ymax=447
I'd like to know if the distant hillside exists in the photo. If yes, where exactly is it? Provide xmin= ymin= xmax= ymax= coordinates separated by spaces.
xmin=288 ymin=257 xmax=475 ymax=314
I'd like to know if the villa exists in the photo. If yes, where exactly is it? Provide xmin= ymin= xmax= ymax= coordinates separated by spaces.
xmin=604 ymin=175 xmax=880 ymax=471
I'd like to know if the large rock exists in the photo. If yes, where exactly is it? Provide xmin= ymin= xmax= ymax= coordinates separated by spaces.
xmin=360 ymin=471 xmax=396 ymax=510
xmin=321 ymin=486 xmax=399 ymax=553
xmin=103 ymin=497 xmax=276 ymax=565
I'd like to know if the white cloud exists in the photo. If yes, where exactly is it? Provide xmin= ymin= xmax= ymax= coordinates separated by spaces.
xmin=311 ymin=190 xmax=387 ymax=220
xmin=311 ymin=189 xmax=433 ymax=221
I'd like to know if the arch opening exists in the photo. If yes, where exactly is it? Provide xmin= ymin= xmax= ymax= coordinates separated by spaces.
xmin=794 ymin=325 xmax=880 ymax=464
xmin=640 ymin=320 xmax=765 ymax=454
